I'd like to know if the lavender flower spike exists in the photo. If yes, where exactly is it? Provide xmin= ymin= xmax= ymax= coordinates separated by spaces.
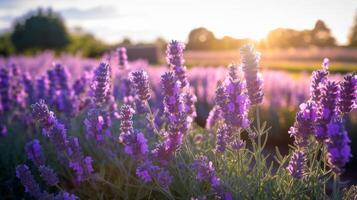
xmin=205 ymin=106 xmax=221 ymax=130
xmin=288 ymin=102 xmax=317 ymax=148
xmin=166 ymin=40 xmax=189 ymax=88
xmin=216 ymin=125 xmax=230 ymax=153
xmin=215 ymin=79 xmax=250 ymax=129
xmin=25 ymin=139 xmax=46 ymax=167
xmin=310 ymin=60 xmax=329 ymax=104
xmin=193 ymin=156 xmax=221 ymax=187
xmin=315 ymin=81 xmax=340 ymax=141
xmin=240 ymin=45 xmax=264 ymax=105
xmin=93 ymin=62 xmax=111 ymax=106
xmin=16 ymin=164 xmax=43 ymax=199
xmin=39 ymin=165 xmax=59 ymax=186
xmin=338 ymin=73 xmax=356 ymax=114
xmin=287 ymin=150 xmax=306 ymax=179
xmin=129 ymin=70 xmax=151 ymax=101
xmin=325 ymin=116 xmax=351 ymax=174
xmin=119 ymin=104 xmax=135 ymax=135
xmin=55 ymin=191 xmax=78 ymax=200
xmin=118 ymin=47 xmax=128 ymax=69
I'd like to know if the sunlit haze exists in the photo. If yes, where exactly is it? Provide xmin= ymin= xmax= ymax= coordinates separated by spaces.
xmin=0 ymin=0 xmax=356 ymax=44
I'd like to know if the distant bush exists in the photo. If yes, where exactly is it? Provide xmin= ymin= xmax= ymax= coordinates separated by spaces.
xmin=66 ymin=31 xmax=110 ymax=58
xmin=11 ymin=8 xmax=70 ymax=53
xmin=0 ymin=33 xmax=14 ymax=56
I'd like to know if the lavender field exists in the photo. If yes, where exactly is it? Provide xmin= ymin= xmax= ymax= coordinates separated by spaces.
xmin=0 ymin=41 xmax=356 ymax=199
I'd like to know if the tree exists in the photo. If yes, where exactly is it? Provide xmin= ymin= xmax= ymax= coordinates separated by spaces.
xmin=348 ymin=12 xmax=357 ymax=47
xmin=311 ymin=20 xmax=336 ymax=47
xmin=186 ymin=27 xmax=216 ymax=50
xmin=265 ymin=28 xmax=311 ymax=48
xmin=66 ymin=32 xmax=109 ymax=58
xmin=0 ymin=33 xmax=14 ymax=56
xmin=11 ymin=8 xmax=70 ymax=53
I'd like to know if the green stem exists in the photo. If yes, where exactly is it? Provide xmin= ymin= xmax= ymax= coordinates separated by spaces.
xmin=333 ymin=173 xmax=339 ymax=200
xmin=144 ymin=101 xmax=159 ymax=135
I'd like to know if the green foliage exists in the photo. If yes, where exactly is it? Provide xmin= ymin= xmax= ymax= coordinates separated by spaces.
xmin=311 ymin=20 xmax=336 ymax=47
xmin=2 ymin=104 xmax=355 ymax=199
xmin=66 ymin=32 xmax=110 ymax=58
xmin=0 ymin=32 xmax=14 ymax=56
xmin=10 ymin=8 xmax=70 ymax=53
xmin=186 ymin=27 xmax=254 ymax=50
xmin=266 ymin=20 xmax=336 ymax=48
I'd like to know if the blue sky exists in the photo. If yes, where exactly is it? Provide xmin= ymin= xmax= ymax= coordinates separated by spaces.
xmin=0 ymin=0 xmax=356 ymax=44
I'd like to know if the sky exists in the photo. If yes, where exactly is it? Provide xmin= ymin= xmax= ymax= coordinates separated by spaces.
xmin=0 ymin=0 xmax=356 ymax=45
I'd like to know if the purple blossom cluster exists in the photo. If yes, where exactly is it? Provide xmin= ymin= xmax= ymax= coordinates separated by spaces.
xmin=46 ymin=63 xmax=77 ymax=116
xmin=84 ymin=62 xmax=118 ymax=142
xmin=136 ymin=161 xmax=173 ymax=188
xmin=240 ymin=45 xmax=264 ymax=105
xmin=32 ymin=100 xmax=93 ymax=182
xmin=288 ymin=59 xmax=355 ymax=177
xmin=192 ymin=156 xmax=232 ymax=199
xmin=129 ymin=70 xmax=151 ymax=101
xmin=16 ymin=164 xmax=78 ymax=200
xmin=117 ymin=47 xmax=128 ymax=69
xmin=215 ymin=79 xmax=250 ymax=129
xmin=288 ymin=102 xmax=317 ymax=148
xmin=315 ymin=81 xmax=340 ymax=141
xmin=205 ymin=106 xmax=221 ymax=130
xmin=325 ymin=117 xmax=351 ymax=174
xmin=287 ymin=150 xmax=306 ymax=179
xmin=118 ymin=104 xmax=149 ymax=160
xmin=338 ymin=73 xmax=356 ymax=114
xmin=166 ymin=40 xmax=189 ymax=88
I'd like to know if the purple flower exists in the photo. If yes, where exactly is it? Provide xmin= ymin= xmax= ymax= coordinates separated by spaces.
xmin=16 ymin=164 xmax=43 ymax=199
xmin=192 ymin=156 xmax=220 ymax=187
xmin=33 ymin=101 xmax=93 ymax=182
xmin=230 ymin=139 xmax=245 ymax=150
xmin=39 ymin=165 xmax=59 ymax=186
xmin=136 ymin=161 xmax=173 ymax=188
xmin=36 ymin=76 xmax=48 ymax=101
xmin=0 ymin=125 xmax=7 ymax=137
xmin=325 ymin=116 xmax=351 ymax=174
xmin=118 ymin=47 xmax=128 ymax=69
xmin=288 ymin=102 xmax=317 ymax=148
xmin=55 ymin=191 xmax=78 ymax=200
xmin=161 ymin=72 xmax=190 ymax=136
xmin=310 ymin=70 xmax=328 ymax=105
xmin=25 ymin=139 xmax=46 ymax=167
xmin=22 ymin=73 xmax=36 ymax=105
xmin=92 ymin=62 xmax=111 ymax=106
xmin=9 ymin=64 xmax=26 ymax=109
xmin=215 ymin=79 xmax=250 ymax=129
xmin=338 ymin=73 xmax=356 ymax=114
xmin=32 ymin=99 xmax=57 ymax=131
xmin=118 ymin=104 xmax=135 ymax=135
xmin=129 ymin=70 xmax=151 ymax=101
xmin=227 ymin=64 xmax=240 ymax=80
xmin=84 ymin=109 xmax=111 ymax=142
xmin=240 ymin=45 xmax=264 ymax=105
xmin=0 ymin=67 xmax=11 ymax=111
xmin=73 ymin=72 xmax=91 ymax=96
xmin=121 ymin=129 xmax=148 ymax=159
xmin=287 ymin=150 xmax=306 ymax=179
xmin=183 ymin=92 xmax=197 ymax=118
xmin=166 ymin=40 xmax=189 ymax=88
xmin=216 ymin=125 xmax=230 ymax=153
xmin=205 ymin=106 xmax=221 ymax=130
xmin=315 ymin=81 xmax=340 ymax=141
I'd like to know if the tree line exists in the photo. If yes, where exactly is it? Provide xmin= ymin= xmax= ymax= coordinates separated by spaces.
xmin=1 ymin=8 xmax=357 ymax=57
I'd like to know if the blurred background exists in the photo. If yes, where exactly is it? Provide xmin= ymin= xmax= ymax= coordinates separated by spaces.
xmin=0 ymin=0 xmax=356 ymax=182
